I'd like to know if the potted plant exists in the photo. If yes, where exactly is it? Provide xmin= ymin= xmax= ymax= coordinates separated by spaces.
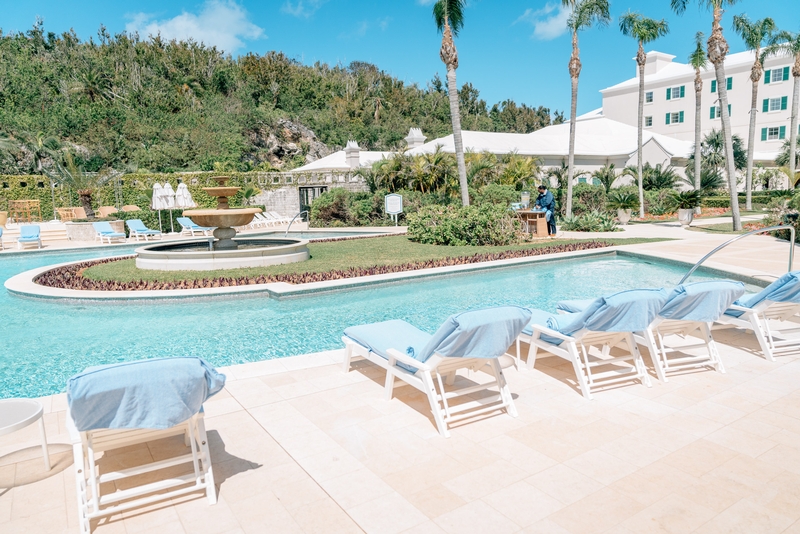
xmin=671 ymin=189 xmax=703 ymax=226
xmin=606 ymin=190 xmax=639 ymax=224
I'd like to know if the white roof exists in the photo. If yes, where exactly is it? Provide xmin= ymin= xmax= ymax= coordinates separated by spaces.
xmin=291 ymin=150 xmax=394 ymax=172
xmin=406 ymin=116 xmax=695 ymax=160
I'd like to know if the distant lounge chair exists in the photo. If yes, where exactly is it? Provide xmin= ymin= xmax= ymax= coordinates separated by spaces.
xmin=17 ymin=225 xmax=42 ymax=249
xmin=557 ymin=281 xmax=745 ymax=382
xmin=518 ymin=289 xmax=669 ymax=399
xmin=56 ymin=207 xmax=78 ymax=221
xmin=126 ymin=219 xmax=162 ymax=241
xmin=343 ymin=306 xmax=531 ymax=437
xmin=73 ymin=207 xmax=87 ymax=219
xmin=715 ymin=271 xmax=800 ymax=361
xmin=251 ymin=213 xmax=275 ymax=228
xmin=121 ymin=205 xmax=141 ymax=212
xmin=93 ymin=221 xmax=126 ymax=244
xmin=67 ymin=357 xmax=224 ymax=534
xmin=0 ymin=228 xmax=3 ymax=250
xmin=177 ymin=217 xmax=213 ymax=236
xmin=97 ymin=206 xmax=119 ymax=218
xmin=268 ymin=211 xmax=292 ymax=224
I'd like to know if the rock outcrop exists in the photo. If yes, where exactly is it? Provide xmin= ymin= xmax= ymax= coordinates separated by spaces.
xmin=248 ymin=119 xmax=331 ymax=169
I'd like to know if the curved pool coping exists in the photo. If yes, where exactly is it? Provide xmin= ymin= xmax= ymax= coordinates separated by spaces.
xmin=4 ymin=246 xmax=770 ymax=302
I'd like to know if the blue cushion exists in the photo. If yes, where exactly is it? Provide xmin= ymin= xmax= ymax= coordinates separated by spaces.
xmin=659 ymin=280 xmax=745 ymax=322
xmin=725 ymin=271 xmax=800 ymax=317
xmin=19 ymin=225 xmax=40 ymax=240
xmin=523 ymin=309 xmax=566 ymax=345
xmin=67 ymin=357 xmax=226 ymax=431
xmin=556 ymin=298 xmax=595 ymax=314
xmin=344 ymin=319 xmax=432 ymax=370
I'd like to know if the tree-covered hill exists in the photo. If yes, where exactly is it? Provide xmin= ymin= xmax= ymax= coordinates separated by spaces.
xmin=0 ymin=22 xmax=561 ymax=174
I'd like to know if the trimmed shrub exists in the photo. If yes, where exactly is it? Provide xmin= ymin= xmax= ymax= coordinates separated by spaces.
xmin=560 ymin=211 xmax=618 ymax=232
xmin=407 ymin=204 xmax=520 ymax=246
xmin=472 ymin=184 xmax=519 ymax=206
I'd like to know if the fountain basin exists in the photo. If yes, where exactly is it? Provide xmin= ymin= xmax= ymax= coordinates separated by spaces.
xmin=182 ymin=207 xmax=261 ymax=228
xmin=135 ymin=238 xmax=310 ymax=271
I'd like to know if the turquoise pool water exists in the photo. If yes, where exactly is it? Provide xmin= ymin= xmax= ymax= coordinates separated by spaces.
xmin=0 ymin=247 xmax=746 ymax=399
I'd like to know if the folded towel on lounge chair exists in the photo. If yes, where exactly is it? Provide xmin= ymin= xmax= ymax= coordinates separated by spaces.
xmin=724 ymin=271 xmax=800 ymax=318
xmin=67 ymin=357 xmax=226 ymax=431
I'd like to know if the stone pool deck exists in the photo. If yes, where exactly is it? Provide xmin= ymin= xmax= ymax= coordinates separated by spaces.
xmin=2 ymin=219 xmax=800 ymax=533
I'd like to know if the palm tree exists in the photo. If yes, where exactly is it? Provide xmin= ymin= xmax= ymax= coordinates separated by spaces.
xmin=563 ymin=0 xmax=611 ymax=217
xmin=776 ymin=136 xmax=800 ymax=185
xmin=688 ymin=32 xmax=708 ymax=213
xmin=765 ymin=31 xmax=800 ymax=191
xmin=433 ymin=0 xmax=469 ymax=206
xmin=619 ymin=12 xmax=669 ymax=218
xmin=591 ymin=163 xmax=617 ymax=193
xmin=671 ymin=0 xmax=742 ymax=230
xmin=733 ymin=15 xmax=775 ymax=209
xmin=46 ymin=153 xmax=116 ymax=219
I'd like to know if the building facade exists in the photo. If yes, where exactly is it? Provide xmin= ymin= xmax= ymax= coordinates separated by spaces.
xmin=601 ymin=50 xmax=797 ymax=163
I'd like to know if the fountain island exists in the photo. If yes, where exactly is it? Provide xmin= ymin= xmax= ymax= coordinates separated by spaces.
xmin=135 ymin=176 xmax=309 ymax=271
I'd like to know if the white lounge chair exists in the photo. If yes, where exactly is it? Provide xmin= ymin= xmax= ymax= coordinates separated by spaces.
xmin=67 ymin=357 xmax=225 ymax=534
xmin=518 ymin=289 xmax=669 ymax=400
xmin=126 ymin=219 xmax=162 ymax=241
xmin=252 ymin=213 xmax=275 ymax=228
xmin=715 ymin=271 xmax=800 ymax=361
xmin=557 ymin=281 xmax=745 ymax=383
xmin=343 ymin=306 xmax=531 ymax=438
xmin=17 ymin=225 xmax=42 ymax=249
xmin=177 ymin=217 xmax=213 ymax=236
xmin=268 ymin=211 xmax=292 ymax=225
xmin=92 ymin=221 xmax=127 ymax=244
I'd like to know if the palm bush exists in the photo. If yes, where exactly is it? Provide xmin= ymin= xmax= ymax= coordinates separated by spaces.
xmin=560 ymin=210 xmax=618 ymax=232
xmin=670 ymin=189 xmax=703 ymax=210
xmin=606 ymin=190 xmax=640 ymax=211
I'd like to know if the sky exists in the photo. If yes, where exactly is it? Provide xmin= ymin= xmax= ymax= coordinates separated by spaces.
xmin=2 ymin=1 xmax=798 ymax=117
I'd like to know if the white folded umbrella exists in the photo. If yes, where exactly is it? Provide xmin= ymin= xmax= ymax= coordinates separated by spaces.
xmin=151 ymin=183 xmax=164 ymax=232
xmin=174 ymin=183 xmax=196 ymax=209
xmin=161 ymin=183 xmax=177 ymax=233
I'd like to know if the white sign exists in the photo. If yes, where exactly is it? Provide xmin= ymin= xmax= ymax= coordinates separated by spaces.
xmin=385 ymin=194 xmax=403 ymax=215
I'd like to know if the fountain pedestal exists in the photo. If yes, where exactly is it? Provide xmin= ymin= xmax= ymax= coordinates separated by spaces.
xmin=182 ymin=176 xmax=261 ymax=251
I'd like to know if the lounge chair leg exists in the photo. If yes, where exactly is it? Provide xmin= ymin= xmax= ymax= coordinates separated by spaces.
xmin=642 ymin=328 xmax=667 ymax=383
xmin=750 ymin=313 xmax=776 ymax=362
xmin=422 ymin=372 xmax=450 ymax=438
xmin=38 ymin=417 xmax=51 ymax=471
xmin=384 ymin=366 xmax=396 ymax=401
xmin=627 ymin=333 xmax=652 ymax=387
xmin=73 ymin=439 xmax=90 ymax=534
xmin=526 ymin=332 xmax=542 ymax=371
xmin=342 ymin=341 xmax=353 ymax=373
xmin=445 ymin=371 xmax=456 ymax=386
xmin=567 ymin=341 xmax=593 ymax=400
xmin=701 ymin=323 xmax=725 ymax=373
xmin=490 ymin=359 xmax=517 ymax=417
xmin=196 ymin=415 xmax=217 ymax=505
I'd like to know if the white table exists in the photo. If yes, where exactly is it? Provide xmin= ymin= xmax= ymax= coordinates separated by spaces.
xmin=0 ymin=399 xmax=51 ymax=470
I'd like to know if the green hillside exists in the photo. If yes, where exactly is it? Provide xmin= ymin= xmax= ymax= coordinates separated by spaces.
xmin=0 ymin=22 xmax=561 ymax=175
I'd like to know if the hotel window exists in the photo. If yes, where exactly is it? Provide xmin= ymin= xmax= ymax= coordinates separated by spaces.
xmin=666 ymin=86 xmax=685 ymax=100
xmin=709 ymin=104 xmax=731 ymax=119
xmin=710 ymin=77 xmax=733 ymax=93
xmin=765 ymin=67 xmax=790 ymax=84
xmin=763 ymin=96 xmax=788 ymax=112
xmin=645 ymin=91 xmax=653 ymax=104
xmin=761 ymin=126 xmax=786 ymax=141
xmin=665 ymin=111 xmax=684 ymax=125
xmin=644 ymin=116 xmax=653 ymax=127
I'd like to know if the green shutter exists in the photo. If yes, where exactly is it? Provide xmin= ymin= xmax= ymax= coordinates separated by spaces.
xmin=666 ymin=88 xmax=671 ymax=100
xmin=761 ymin=128 xmax=768 ymax=141
xmin=782 ymin=96 xmax=788 ymax=110
xmin=710 ymin=107 xmax=716 ymax=119
xmin=780 ymin=126 xmax=786 ymax=139
xmin=763 ymin=99 xmax=770 ymax=113
xmin=764 ymin=70 xmax=771 ymax=84
xmin=726 ymin=77 xmax=732 ymax=90
xmin=784 ymin=66 xmax=790 ymax=80
xmin=679 ymin=111 xmax=684 ymax=123
xmin=680 ymin=85 xmax=685 ymax=98
xmin=665 ymin=113 xmax=671 ymax=125
xmin=728 ymin=104 xmax=731 ymax=116
xmin=711 ymin=80 xmax=717 ymax=93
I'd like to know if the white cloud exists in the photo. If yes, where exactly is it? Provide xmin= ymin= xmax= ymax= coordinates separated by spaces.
xmin=338 ymin=17 xmax=391 ymax=40
xmin=126 ymin=1 xmax=264 ymax=53
xmin=515 ymin=3 xmax=570 ymax=41
xmin=281 ymin=0 xmax=328 ymax=18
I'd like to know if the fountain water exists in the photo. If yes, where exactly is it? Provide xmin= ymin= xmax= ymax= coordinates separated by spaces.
xmin=182 ymin=176 xmax=261 ymax=250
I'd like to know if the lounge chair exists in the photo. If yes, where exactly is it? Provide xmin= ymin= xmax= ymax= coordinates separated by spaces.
xmin=177 ymin=217 xmax=213 ymax=236
xmin=557 ymin=281 xmax=745 ymax=382
xmin=0 ymin=227 xmax=3 ymax=250
xmin=97 ymin=206 xmax=119 ymax=218
xmin=253 ymin=213 xmax=275 ymax=228
xmin=343 ymin=306 xmax=531 ymax=438
xmin=67 ymin=357 xmax=224 ymax=534
xmin=268 ymin=211 xmax=292 ymax=224
xmin=715 ymin=271 xmax=800 ymax=361
xmin=17 ymin=225 xmax=42 ymax=249
xmin=92 ymin=221 xmax=126 ymax=244
xmin=74 ymin=207 xmax=87 ymax=219
xmin=121 ymin=205 xmax=141 ymax=212
xmin=518 ymin=289 xmax=669 ymax=399
xmin=126 ymin=219 xmax=162 ymax=241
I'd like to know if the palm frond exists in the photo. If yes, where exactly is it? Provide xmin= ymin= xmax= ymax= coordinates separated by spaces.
xmin=433 ymin=0 xmax=465 ymax=35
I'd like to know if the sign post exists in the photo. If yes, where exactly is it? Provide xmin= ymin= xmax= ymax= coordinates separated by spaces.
xmin=384 ymin=194 xmax=403 ymax=226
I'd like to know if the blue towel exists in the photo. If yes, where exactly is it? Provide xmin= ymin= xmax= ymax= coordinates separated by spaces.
xmin=659 ymin=281 xmax=745 ymax=322
xmin=67 ymin=357 xmax=226 ymax=431
xmin=725 ymin=271 xmax=800 ymax=318
xmin=344 ymin=319 xmax=432 ymax=369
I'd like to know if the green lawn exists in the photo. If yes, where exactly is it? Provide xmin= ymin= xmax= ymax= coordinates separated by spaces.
xmin=84 ymin=235 xmax=668 ymax=283
xmin=686 ymin=223 xmax=746 ymax=234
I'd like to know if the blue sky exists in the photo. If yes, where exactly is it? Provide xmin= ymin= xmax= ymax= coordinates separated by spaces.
xmin=2 ymin=1 xmax=797 ymax=116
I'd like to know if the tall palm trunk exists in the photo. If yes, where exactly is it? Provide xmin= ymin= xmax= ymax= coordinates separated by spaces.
xmin=566 ymin=30 xmax=581 ymax=218
xmin=790 ymin=56 xmax=800 ymax=189
xmin=745 ymin=52 xmax=763 ymax=209
xmin=78 ymin=191 xmax=95 ymax=219
xmin=708 ymin=7 xmax=741 ymax=231
xmin=636 ymin=42 xmax=646 ymax=218
xmin=440 ymin=20 xmax=469 ymax=206
xmin=694 ymin=67 xmax=703 ymax=214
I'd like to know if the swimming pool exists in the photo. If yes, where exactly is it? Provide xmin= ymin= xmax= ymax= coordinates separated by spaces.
xmin=0 ymin=246 xmax=751 ymax=398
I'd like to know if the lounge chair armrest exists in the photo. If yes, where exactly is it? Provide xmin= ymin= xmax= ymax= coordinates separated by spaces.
xmin=386 ymin=348 xmax=431 ymax=371
xmin=727 ymin=304 xmax=752 ymax=313
xmin=530 ymin=324 xmax=573 ymax=342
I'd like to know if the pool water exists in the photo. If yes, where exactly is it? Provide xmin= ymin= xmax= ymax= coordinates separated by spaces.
xmin=0 ymin=247 xmax=750 ymax=398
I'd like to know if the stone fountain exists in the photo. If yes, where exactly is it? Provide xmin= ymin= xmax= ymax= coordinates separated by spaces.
xmin=182 ymin=176 xmax=262 ymax=250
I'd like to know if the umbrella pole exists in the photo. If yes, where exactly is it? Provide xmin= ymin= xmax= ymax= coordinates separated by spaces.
xmin=170 ymin=210 xmax=175 ymax=234
xmin=158 ymin=210 xmax=163 ymax=233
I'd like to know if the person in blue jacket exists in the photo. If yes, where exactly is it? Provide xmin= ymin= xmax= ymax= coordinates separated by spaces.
xmin=535 ymin=184 xmax=557 ymax=237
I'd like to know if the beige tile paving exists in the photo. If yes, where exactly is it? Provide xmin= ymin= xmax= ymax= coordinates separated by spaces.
xmin=4 ymin=231 xmax=800 ymax=533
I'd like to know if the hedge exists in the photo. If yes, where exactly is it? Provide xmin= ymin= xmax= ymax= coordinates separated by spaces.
xmin=702 ymin=196 xmax=773 ymax=208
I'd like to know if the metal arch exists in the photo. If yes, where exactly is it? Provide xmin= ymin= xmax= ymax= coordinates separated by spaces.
xmin=284 ymin=210 xmax=309 ymax=237
xmin=679 ymin=225 xmax=796 ymax=285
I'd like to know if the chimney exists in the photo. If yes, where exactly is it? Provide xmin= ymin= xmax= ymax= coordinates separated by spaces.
xmin=345 ymin=140 xmax=360 ymax=169
xmin=404 ymin=128 xmax=427 ymax=149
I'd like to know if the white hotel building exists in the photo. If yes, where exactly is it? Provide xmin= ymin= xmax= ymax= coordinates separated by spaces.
xmin=601 ymin=50 xmax=797 ymax=164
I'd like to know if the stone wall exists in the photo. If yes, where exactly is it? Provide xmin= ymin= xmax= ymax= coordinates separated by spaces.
xmin=251 ymin=171 xmax=369 ymax=217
